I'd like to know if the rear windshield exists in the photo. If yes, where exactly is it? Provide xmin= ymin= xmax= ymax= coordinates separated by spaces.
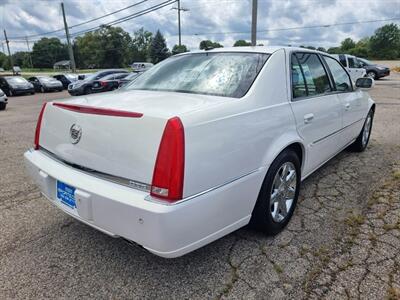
xmin=125 ymin=52 xmax=269 ymax=98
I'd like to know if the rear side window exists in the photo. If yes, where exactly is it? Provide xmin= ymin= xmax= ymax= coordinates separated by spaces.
xmin=291 ymin=54 xmax=307 ymax=98
xmin=292 ymin=52 xmax=331 ymax=98
xmin=323 ymin=56 xmax=352 ymax=92
xmin=348 ymin=57 xmax=356 ymax=68
xmin=339 ymin=54 xmax=347 ymax=67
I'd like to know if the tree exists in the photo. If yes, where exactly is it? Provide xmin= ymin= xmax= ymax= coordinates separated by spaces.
xmin=12 ymin=51 xmax=31 ymax=68
xmin=327 ymin=47 xmax=343 ymax=54
xmin=369 ymin=23 xmax=400 ymax=59
xmin=317 ymin=47 xmax=326 ymax=52
xmin=74 ymin=25 xmax=132 ymax=68
xmin=31 ymin=37 xmax=68 ymax=68
xmin=172 ymin=44 xmax=189 ymax=55
xmin=149 ymin=30 xmax=170 ymax=64
xmin=0 ymin=51 xmax=8 ymax=69
xmin=199 ymin=40 xmax=223 ymax=49
xmin=348 ymin=37 xmax=370 ymax=58
xmin=130 ymin=27 xmax=153 ymax=62
xmin=340 ymin=38 xmax=356 ymax=51
xmin=233 ymin=40 xmax=251 ymax=47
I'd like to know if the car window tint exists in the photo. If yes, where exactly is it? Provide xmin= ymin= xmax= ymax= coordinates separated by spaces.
xmin=291 ymin=54 xmax=307 ymax=98
xmin=323 ymin=56 xmax=352 ymax=92
xmin=295 ymin=53 xmax=331 ymax=96
xmin=348 ymin=57 xmax=356 ymax=68
xmin=339 ymin=54 xmax=347 ymax=67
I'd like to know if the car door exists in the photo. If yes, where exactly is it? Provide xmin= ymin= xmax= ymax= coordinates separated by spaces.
xmin=347 ymin=56 xmax=366 ymax=80
xmin=289 ymin=52 xmax=343 ymax=176
xmin=322 ymin=55 xmax=367 ymax=145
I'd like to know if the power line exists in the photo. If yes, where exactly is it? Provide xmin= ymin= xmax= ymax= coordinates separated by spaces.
xmin=7 ymin=0 xmax=149 ymax=40
xmin=191 ymin=17 xmax=400 ymax=36
xmin=69 ymin=0 xmax=177 ymax=37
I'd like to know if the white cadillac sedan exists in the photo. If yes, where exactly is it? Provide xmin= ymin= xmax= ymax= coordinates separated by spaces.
xmin=25 ymin=47 xmax=375 ymax=258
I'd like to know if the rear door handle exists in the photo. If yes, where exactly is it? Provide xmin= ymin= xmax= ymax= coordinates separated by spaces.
xmin=345 ymin=103 xmax=350 ymax=110
xmin=304 ymin=113 xmax=314 ymax=124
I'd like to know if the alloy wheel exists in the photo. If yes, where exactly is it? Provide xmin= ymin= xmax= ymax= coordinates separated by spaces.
xmin=269 ymin=162 xmax=297 ymax=223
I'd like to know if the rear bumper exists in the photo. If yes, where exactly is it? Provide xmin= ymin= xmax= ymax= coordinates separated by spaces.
xmin=24 ymin=149 xmax=263 ymax=258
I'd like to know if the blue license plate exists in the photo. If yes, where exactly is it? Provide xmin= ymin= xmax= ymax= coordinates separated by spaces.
xmin=56 ymin=181 xmax=76 ymax=208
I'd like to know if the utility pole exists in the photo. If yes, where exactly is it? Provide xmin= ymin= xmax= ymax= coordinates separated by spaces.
xmin=251 ymin=0 xmax=258 ymax=46
xmin=3 ymin=30 xmax=14 ymax=74
xmin=61 ymin=2 xmax=76 ymax=73
xmin=25 ymin=36 xmax=34 ymax=68
xmin=172 ymin=0 xmax=189 ymax=46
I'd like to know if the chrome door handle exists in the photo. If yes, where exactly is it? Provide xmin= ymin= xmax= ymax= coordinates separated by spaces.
xmin=304 ymin=113 xmax=314 ymax=124
xmin=345 ymin=103 xmax=350 ymax=110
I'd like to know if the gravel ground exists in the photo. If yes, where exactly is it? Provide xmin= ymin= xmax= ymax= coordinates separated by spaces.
xmin=0 ymin=74 xmax=399 ymax=299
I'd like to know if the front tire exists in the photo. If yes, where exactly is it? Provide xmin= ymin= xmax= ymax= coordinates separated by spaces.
xmin=367 ymin=71 xmax=377 ymax=79
xmin=0 ymin=102 xmax=6 ymax=110
xmin=40 ymin=86 xmax=45 ymax=93
xmin=249 ymin=150 xmax=301 ymax=235
xmin=350 ymin=109 xmax=374 ymax=152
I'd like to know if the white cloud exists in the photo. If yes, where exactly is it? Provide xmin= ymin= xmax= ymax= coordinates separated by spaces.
xmin=1 ymin=0 xmax=399 ymax=53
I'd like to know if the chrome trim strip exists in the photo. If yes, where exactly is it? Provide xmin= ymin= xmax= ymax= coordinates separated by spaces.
xmin=145 ymin=167 xmax=264 ymax=206
xmin=39 ymin=147 xmax=151 ymax=192
xmin=312 ymin=118 xmax=364 ymax=145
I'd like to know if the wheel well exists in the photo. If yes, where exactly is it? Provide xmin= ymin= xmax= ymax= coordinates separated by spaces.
xmin=285 ymin=143 xmax=304 ymax=169
xmin=371 ymin=103 xmax=376 ymax=113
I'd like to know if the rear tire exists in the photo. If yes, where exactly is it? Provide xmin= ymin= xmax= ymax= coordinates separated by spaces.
xmin=249 ymin=150 xmax=301 ymax=235
xmin=8 ymin=90 xmax=13 ymax=97
xmin=350 ymin=109 xmax=374 ymax=152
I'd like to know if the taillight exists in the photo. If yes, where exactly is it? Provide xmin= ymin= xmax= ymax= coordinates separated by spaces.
xmin=34 ymin=102 xmax=47 ymax=150
xmin=100 ymin=81 xmax=107 ymax=87
xmin=151 ymin=117 xmax=185 ymax=203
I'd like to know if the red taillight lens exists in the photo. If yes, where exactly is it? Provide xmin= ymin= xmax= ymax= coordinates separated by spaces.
xmin=34 ymin=102 xmax=47 ymax=150
xmin=100 ymin=81 xmax=107 ymax=87
xmin=151 ymin=117 xmax=185 ymax=202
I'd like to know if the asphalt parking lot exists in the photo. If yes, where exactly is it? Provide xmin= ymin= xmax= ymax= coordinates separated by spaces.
xmin=1 ymin=75 xmax=399 ymax=299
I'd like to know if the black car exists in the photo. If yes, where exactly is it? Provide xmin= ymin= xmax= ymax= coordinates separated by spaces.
xmin=357 ymin=58 xmax=390 ymax=79
xmin=91 ymin=73 xmax=129 ymax=93
xmin=28 ymin=76 xmax=63 ymax=93
xmin=118 ymin=72 xmax=142 ymax=88
xmin=0 ymin=76 xmax=35 ymax=96
xmin=53 ymin=74 xmax=79 ymax=89
xmin=68 ymin=69 xmax=128 ymax=96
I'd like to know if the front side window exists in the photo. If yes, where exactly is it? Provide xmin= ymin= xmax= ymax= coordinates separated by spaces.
xmin=323 ymin=56 xmax=352 ymax=92
xmin=125 ymin=52 xmax=269 ymax=98
xmin=294 ymin=53 xmax=331 ymax=97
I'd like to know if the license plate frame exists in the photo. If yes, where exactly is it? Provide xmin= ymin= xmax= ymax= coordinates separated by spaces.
xmin=56 ymin=180 xmax=76 ymax=209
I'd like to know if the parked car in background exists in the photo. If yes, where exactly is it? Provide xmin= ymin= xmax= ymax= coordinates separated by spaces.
xmin=0 ymin=88 xmax=7 ymax=110
xmin=91 ymin=73 xmax=129 ymax=93
xmin=331 ymin=54 xmax=366 ymax=82
xmin=131 ymin=62 xmax=153 ymax=72
xmin=28 ymin=76 xmax=63 ymax=93
xmin=25 ymin=47 xmax=375 ymax=258
xmin=357 ymin=58 xmax=390 ymax=79
xmin=118 ymin=72 xmax=143 ymax=88
xmin=68 ymin=69 xmax=129 ymax=96
xmin=0 ymin=76 xmax=35 ymax=96
xmin=53 ymin=74 xmax=79 ymax=89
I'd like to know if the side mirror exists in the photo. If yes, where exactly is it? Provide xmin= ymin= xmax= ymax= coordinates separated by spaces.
xmin=356 ymin=77 xmax=374 ymax=89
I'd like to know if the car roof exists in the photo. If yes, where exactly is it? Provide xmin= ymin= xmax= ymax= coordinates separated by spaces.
xmin=177 ymin=46 xmax=333 ymax=56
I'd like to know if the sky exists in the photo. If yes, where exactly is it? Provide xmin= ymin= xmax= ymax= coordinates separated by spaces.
xmin=0 ymin=0 xmax=399 ymax=54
